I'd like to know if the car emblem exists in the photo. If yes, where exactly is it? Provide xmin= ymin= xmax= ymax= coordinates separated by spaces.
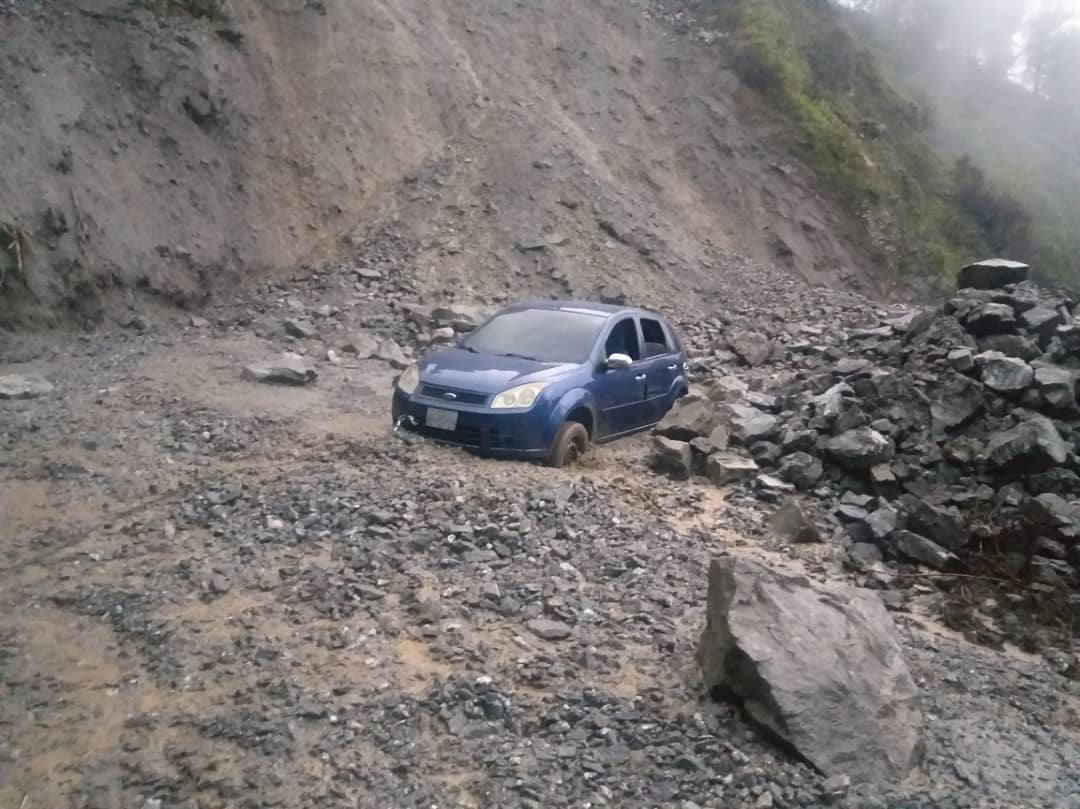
xmin=443 ymin=392 xmax=457 ymax=400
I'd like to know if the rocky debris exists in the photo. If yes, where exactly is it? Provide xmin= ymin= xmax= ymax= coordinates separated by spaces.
xmin=283 ymin=318 xmax=315 ymax=339
xmin=242 ymin=356 xmax=317 ymax=386
xmin=985 ymin=413 xmax=1068 ymax=473
xmin=698 ymin=556 xmax=925 ymax=784
xmin=965 ymin=303 xmax=1016 ymax=337
xmin=526 ymin=618 xmax=572 ymax=641
xmin=956 ymin=258 xmax=1029 ymax=290
xmin=0 ymin=373 xmax=54 ymax=399
xmin=777 ymin=451 xmax=823 ymax=490
xmin=340 ymin=331 xmax=380 ymax=358
xmin=655 ymin=394 xmax=722 ymax=441
xmin=895 ymin=530 xmax=957 ymax=569
xmin=975 ymin=351 xmax=1034 ymax=394
xmin=727 ymin=330 xmax=773 ymax=367
xmin=824 ymin=427 xmax=893 ymax=470
xmin=770 ymin=498 xmax=821 ymax=543
xmin=706 ymin=453 xmax=759 ymax=485
xmin=374 ymin=339 xmax=410 ymax=369
xmin=649 ymin=436 xmax=693 ymax=480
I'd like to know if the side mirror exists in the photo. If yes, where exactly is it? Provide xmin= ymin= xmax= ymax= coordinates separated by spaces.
xmin=605 ymin=353 xmax=633 ymax=370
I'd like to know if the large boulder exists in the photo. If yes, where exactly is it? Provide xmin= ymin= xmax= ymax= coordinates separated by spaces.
xmin=720 ymin=403 xmax=779 ymax=444
xmin=726 ymin=330 xmax=774 ymax=367
xmin=985 ymin=413 xmax=1068 ymax=474
xmin=0 ymin=373 xmax=54 ymax=399
xmin=1021 ymin=306 xmax=1065 ymax=346
xmin=975 ymin=351 xmax=1034 ymax=394
xmin=899 ymin=495 xmax=969 ymax=549
xmin=824 ymin=427 xmax=893 ymax=470
xmin=1033 ymin=365 xmax=1076 ymax=413
xmin=656 ymin=395 xmax=722 ymax=441
xmin=957 ymin=259 xmax=1028 ymax=290
xmin=929 ymin=372 xmax=982 ymax=434
xmin=697 ymin=556 xmax=925 ymax=783
xmin=707 ymin=453 xmax=760 ymax=486
xmin=649 ymin=436 xmax=693 ymax=480
xmin=778 ymin=452 xmax=824 ymax=490
xmin=976 ymin=333 xmax=1041 ymax=361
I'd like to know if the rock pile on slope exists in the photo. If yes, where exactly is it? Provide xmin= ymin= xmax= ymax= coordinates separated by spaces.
xmin=654 ymin=267 xmax=1080 ymax=629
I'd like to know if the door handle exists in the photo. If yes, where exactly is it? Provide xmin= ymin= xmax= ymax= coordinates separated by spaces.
xmin=666 ymin=364 xmax=678 ymax=371
xmin=635 ymin=374 xmax=647 ymax=381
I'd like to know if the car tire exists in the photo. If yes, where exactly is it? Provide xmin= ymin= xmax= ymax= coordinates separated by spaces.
xmin=546 ymin=421 xmax=590 ymax=468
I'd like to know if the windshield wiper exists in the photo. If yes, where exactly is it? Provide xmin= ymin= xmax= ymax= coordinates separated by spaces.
xmin=499 ymin=352 xmax=543 ymax=362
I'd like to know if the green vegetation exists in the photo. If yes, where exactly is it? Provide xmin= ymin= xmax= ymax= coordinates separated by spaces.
xmin=704 ymin=0 xmax=1075 ymax=285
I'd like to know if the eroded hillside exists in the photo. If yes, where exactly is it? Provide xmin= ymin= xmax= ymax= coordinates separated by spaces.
xmin=0 ymin=0 xmax=884 ymax=328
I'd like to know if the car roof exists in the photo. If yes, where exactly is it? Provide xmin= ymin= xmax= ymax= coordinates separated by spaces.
xmin=500 ymin=299 xmax=661 ymax=319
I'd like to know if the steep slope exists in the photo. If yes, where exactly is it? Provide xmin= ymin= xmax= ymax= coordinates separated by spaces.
xmin=0 ymin=0 xmax=885 ymax=328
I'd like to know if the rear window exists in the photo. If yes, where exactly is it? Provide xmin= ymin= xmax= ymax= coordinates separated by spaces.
xmin=640 ymin=318 xmax=672 ymax=357
xmin=461 ymin=308 xmax=608 ymax=364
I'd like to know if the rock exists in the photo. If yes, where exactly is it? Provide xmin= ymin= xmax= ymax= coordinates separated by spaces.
xmin=1024 ymin=493 xmax=1078 ymax=542
xmin=965 ymin=302 xmax=1017 ymax=336
xmin=869 ymin=464 xmax=899 ymax=498
xmin=649 ymin=436 xmax=693 ymax=480
xmin=977 ymin=333 xmax=1042 ymax=361
xmin=707 ymin=375 xmax=749 ymax=402
xmin=947 ymin=347 xmax=974 ymax=372
xmin=899 ymin=495 xmax=968 ymax=550
xmin=848 ymin=542 xmax=883 ymax=571
xmin=284 ymin=318 xmax=315 ymax=339
xmin=778 ymin=452 xmax=823 ymax=490
xmin=929 ymin=372 xmax=982 ymax=434
xmin=242 ymin=356 xmax=317 ymax=386
xmin=727 ymin=330 xmax=773 ymax=367
xmin=656 ymin=395 xmax=721 ymax=441
xmin=721 ymin=404 xmax=779 ymax=444
xmin=957 ymin=258 xmax=1028 ymax=290
xmin=756 ymin=473 xmax=795 ymax=499
xmin=985 ymin=413 xmax=1068 ymax=473
xmin=975 ymin=351 xmax=1034 ymax=394
xmin=432 ymin=326 xmax=456 ymax=342
xmin=0 ymin=374 xmax=54 ymax=399
xmin=189 ymin=315 xmax=210 ymax=328
xmin=341 ymin=331 xmax=380 ymax=358
xmin=1020 ymin=306 xmax=1064 ymax=345
xmin=864 ymin=504 xmax=898 ymax=541
xmin=697 ymin=556 xmax=925 ymax=783
xmin=706 ymin=453 xmax=759 ymax=486
xmin=824 ymin=428 xmax=893 ymax=470
xmin=833 ymin=358 xmax=872 ymax=376
xmin=1033 ymin=365 xmax=1076 ymax=412
xmin=770 ymin=499 xmax=821 ymax=543
xmin=527 ymin=618 xmax=572 ymax=641
xmin=811 ymin=383 xmax=853 ymax=422
xmin=375 ymin=339 xmax=410 ymax=369
xmin=895 ymin=531 xmax=957 ymax=569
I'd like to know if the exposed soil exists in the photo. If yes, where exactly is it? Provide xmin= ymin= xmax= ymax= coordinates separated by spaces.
xmin=0 ymin=0 xmax=897 ymax=329
xmin=2 ymin=259 xmax=1078 ymax=809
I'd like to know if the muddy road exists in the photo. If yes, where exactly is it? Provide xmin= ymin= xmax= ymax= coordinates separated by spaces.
xmin=2 ymin=274 xmax=1079 ymax=809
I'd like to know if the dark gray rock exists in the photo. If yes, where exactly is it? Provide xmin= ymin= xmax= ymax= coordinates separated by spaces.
xmin=977 ymin=334 xmax=1042 ymax=361
xmin=965 ymin=303 xmax=1017 ymax=337
xmin=284 ymin=318 xmax=315 ymax=339
xmin=375 ymin=339 xmax=410 ymax=369
xmin=649 ymin=436 xmax=693 ymax=480
xmin=900 ymin=495 xmax=968 ymax=550
xmin=778 ymin=452 xmax=823 ymax=490
xmin=656 ymin=395 xmax=722 ymax=441
xmin=698 ymin=556 xmax=925 ymax=783
xmin=929 ymin=372 xmax=982 ymax=434
xmin=985 ymin=413 xmax=1068 ymax=473
xmin=1021 ymin=306 xmax=1065 ymax=345
xmin=721 ymin=404 xmax=779 ymax=443
xmin=340 ymin=331 xmax=380 ymax=358
xmin=975 ymin=351 xmax=1034 ymax=394
xmin=947 ymin=347 xmax=974 ymax=372
xmin=895 ymin=531 xmax=957 ymax=569
xmin=957 ymin=259 xmax=1028 ymax=290
xmin=1024 ymin=493 xmax=1078 ymax=542
xmin=824 ymin=428 xmax=893 ymax=470
xmin=1033 ymin=365 xmax=1076 ymax=412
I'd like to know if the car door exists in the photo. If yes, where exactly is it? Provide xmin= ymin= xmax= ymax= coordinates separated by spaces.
xmin=592 ymin=315 xmax=648 ymax=437
xmin=639 ymin=316 xmax=683 ymax=424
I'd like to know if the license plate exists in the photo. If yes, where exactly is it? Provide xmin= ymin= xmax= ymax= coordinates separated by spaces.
xmin=425 ymin=407 xmax=458 ymax=431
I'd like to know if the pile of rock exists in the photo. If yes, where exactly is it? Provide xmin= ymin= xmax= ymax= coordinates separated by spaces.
xmin=654 ymin=263 xmax=1080 ymax=596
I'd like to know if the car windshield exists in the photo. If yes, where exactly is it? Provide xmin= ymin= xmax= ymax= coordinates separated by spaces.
xmin=461 ymin=307 xmax=608 ymax=364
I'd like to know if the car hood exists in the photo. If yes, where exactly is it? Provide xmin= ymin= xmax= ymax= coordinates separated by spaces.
xmin=419 ymin=347 xmax=577 ymax=395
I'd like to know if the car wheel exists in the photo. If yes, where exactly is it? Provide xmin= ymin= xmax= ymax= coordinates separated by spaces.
xmin=547 ymin=421 xmax=590 ymax=468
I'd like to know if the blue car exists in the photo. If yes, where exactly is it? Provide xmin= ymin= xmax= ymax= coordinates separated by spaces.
xmin=391 ymin=300 xmax=689 ymax=466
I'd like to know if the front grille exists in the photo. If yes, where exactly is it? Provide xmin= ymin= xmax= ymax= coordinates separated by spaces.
xmin=419 ymin=384 xmax=488 ymax=405
xmin=413 ymin=424 xmax=518 ymax=450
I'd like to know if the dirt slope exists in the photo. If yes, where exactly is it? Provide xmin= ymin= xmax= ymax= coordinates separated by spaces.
xmin=0 ymin=0 xmax=881 ymax=328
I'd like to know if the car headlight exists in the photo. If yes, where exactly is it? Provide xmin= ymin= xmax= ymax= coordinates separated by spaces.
xmin=491 ymin=382 xmax=548 ymax=409
xmin=397 ymin=364 xmax=420 ymax=395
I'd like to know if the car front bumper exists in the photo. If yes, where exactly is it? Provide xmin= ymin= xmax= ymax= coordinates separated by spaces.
xmin=392 ymin=388 xmax=553 ymax=459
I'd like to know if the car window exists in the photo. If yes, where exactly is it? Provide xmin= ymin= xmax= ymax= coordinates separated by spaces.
xmin=640 ymin=318 xmax=672 ymax=358
xmin=461 ymin=308 xmax=607 ymax=364
xmin=604 ymin=318 xmax=642 ymax=361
